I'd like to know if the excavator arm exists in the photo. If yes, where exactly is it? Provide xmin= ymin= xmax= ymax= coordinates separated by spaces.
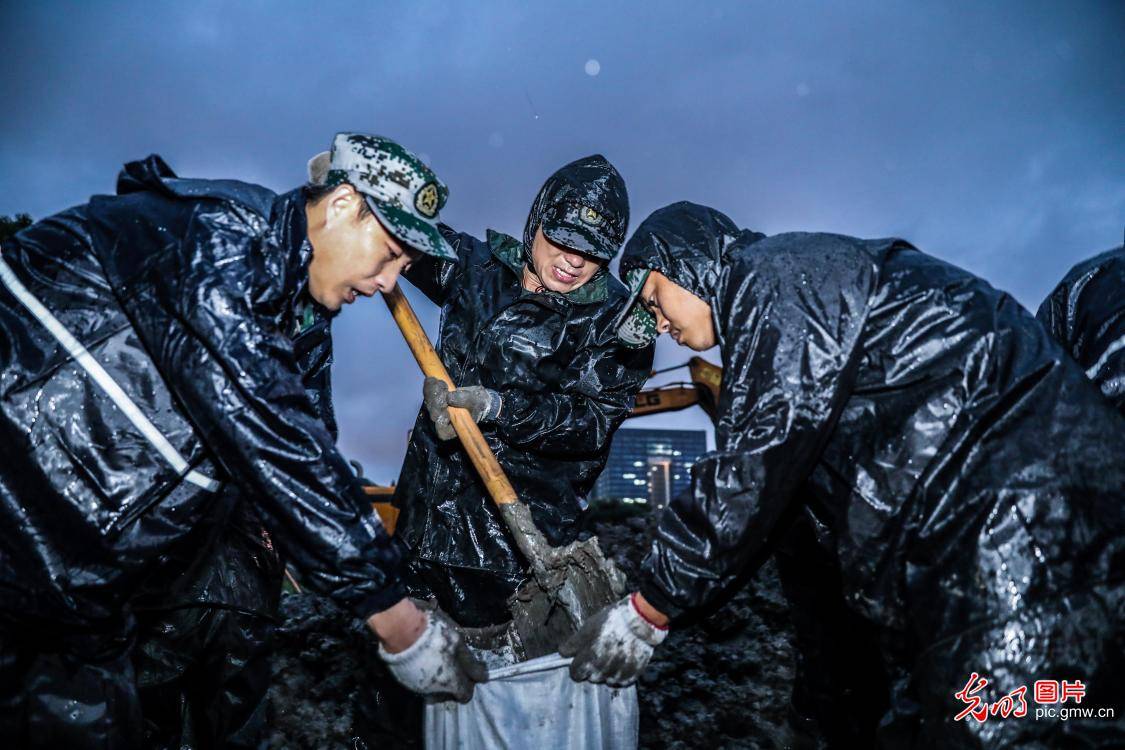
xmin=363 ymin=485 xmax=399 ymax=535
xmin=630 ymin=356 xmax=723 ymax=421
xmin=633 ymin=385 xmax=700 ymax=416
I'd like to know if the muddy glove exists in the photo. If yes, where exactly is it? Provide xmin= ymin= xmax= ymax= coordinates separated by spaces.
xmin=558 ymin=594 xmax=668 ymax=687
xmin=378 ymin=605 xmax=488 ymax=703
xmin=422 ymin=377 xmax=457 ymax=440
xmin=422 ymin=376 xmax=502 ymax=441
xmin=448 ymin=385 xmax=502 ymax=424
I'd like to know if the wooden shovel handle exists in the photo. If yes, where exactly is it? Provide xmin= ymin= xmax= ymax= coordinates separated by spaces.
xmin=382 ymin=285 xmax=518 ymax=505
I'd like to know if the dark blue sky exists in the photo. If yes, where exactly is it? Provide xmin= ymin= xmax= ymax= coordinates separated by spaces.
xmin=2 ymin=1 xmax=1122 ymax=483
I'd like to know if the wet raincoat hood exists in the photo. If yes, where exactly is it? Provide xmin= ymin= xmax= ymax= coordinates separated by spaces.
xmin=523 ymin=154 xmax=629 ymax=262
xmin=615 ymin=202 xmax=762 ymax=348
xmin=621 ymin=201 xmax=743 ymax=297
xmin=620 ymin=202 xmax=1125 ymax=747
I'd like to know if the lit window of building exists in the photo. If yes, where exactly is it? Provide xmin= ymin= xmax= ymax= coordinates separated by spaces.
xmin=591 ymin=428 xmax=707 ymax=507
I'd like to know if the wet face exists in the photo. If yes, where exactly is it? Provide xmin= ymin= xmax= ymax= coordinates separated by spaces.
xmin=523 ymin=227 xmax=605 ymax=294
xmin=640 ymin=270 xmax=717 ymax=351
xmin=306 ymin=185 xmax=419 ymax=311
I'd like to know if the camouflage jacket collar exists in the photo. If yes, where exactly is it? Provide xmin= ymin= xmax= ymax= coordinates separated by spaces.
xmin=486 ymin=229 xmax=609 ymax=305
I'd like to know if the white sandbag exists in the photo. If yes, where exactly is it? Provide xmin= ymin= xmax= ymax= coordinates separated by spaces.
xmin=424 ymin=654 xmax=638 ymax=750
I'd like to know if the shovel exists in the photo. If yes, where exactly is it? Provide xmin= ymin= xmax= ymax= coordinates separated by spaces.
xmin=382 ymin=284 xmax=626 ymax=659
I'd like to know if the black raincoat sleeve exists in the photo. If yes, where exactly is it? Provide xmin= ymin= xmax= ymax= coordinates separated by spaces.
xmin=494 ymin=333 xmax=652 ymax=455
xmin=1036 ymin=247 xmax=1125 ymax=412
xmin=144 ymin=208 xmax=406 ymax=619
xmin=400 ymin=223 xmax=469 ymax=305
xmin=639 ymin=239 xmax=877 ymax=619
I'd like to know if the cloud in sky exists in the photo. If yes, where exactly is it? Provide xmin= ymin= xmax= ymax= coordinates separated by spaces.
xmin=2 ymin=0 xmax=1122 ymax=480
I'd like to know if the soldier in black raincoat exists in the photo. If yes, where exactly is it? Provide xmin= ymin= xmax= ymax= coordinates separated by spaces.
xmin=562 ymin=202 xmax=1125 ymax=748
xmin=129 ymin=200 xmax=344 ymax=748
xmin=1037 ymin=244 xmax=1125 ymax=415
xmin=394 ymin=155 xmax=654 ymax=628
xmin=0 ymin=133 xmax=485 ymax=749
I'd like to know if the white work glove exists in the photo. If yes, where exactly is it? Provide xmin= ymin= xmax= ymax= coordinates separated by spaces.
xmin=422 ymin=376 xmax=502 ymax=441
xmin=558 ymin=594 xmax=668 ymax=687
xmin=378 ymin=606 xmax=488 ymax=703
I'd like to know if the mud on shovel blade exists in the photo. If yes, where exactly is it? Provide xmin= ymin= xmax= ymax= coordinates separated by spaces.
xmin=382 ymin=285 xmax=624 ymax=659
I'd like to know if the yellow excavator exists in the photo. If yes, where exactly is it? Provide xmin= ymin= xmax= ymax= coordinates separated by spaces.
xmin=362 ymin=356 xmax=722 ymax=535
xmin=630 ymin=356 xmax=722 ymax=421
xmin=363 ymin=482 xmax=399 ymax=535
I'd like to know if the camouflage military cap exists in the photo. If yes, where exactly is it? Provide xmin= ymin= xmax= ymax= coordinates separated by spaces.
xmin=528 ymin=154 xmax=629 ymax=262
xmin=324 ymin=133 xmax=455 ymax=261
xmin=615 ymin=267 xmax=657 ymax=348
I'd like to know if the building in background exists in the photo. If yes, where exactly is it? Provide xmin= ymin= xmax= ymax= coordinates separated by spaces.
xmin=591 ymin=428 xmax=707 ymax=508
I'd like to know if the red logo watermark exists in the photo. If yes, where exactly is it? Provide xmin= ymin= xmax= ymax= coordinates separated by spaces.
xmin=954 ymin=673 xmax=1027 ymax=721
xmin=953 ymin=674 xmax=1114 ymax=723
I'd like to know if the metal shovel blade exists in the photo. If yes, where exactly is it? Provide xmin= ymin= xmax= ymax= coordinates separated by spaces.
xmin=507 ymin=535 xmax=628 ymax=659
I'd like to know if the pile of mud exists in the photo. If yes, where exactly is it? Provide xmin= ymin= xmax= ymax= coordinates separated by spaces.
xmin=268 ymin=515 xmax=797 ymax=749
xmin=596 ymin=515 xmax=798 ymax=749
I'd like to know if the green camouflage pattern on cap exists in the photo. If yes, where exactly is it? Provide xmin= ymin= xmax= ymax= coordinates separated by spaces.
xmin=325 ymin=133 xmax=455 ymax=260
xmin=616 ymin=268 xmax=657 ymax=347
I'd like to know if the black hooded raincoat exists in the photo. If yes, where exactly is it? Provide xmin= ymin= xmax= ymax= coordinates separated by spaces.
xmin=0 ymin=156 xmax=404 ymax=747
xmin=1037 ymin=245 xmax=1125 ymax=415
xmin=395 ymin=160 xmax=653 ymax=627
xmin=624 ymin=203 xmax=1125 ymax=748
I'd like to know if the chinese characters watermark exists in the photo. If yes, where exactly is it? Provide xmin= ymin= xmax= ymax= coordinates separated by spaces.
xmin=954 ymin=674 xmax=1115 ymax=723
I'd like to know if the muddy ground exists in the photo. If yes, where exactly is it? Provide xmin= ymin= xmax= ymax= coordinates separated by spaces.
xmin=268 ymin=514 xmax=799 ymax=749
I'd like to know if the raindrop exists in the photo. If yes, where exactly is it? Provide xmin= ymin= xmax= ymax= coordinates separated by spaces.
xmin=488 ymin=132 xmax=504 ymax=148
xmin=585 ymin=59 xmax=601 ymax=77
xmin=795 ymin=82 xmax=810 ymax=97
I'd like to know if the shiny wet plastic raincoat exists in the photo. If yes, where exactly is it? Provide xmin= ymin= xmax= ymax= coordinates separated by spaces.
xmin=130 ymin=197 xmax=344 ymax=749
xmin=624 ymin=202 xmax=1125 ymax=748
xmin=395 ymin=159 xmax=653 ymax=627
xmin=0 ymin=155 xmax=404 ymax=747
xmin=1037 ymin=244 xmax=1125 ymax=415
